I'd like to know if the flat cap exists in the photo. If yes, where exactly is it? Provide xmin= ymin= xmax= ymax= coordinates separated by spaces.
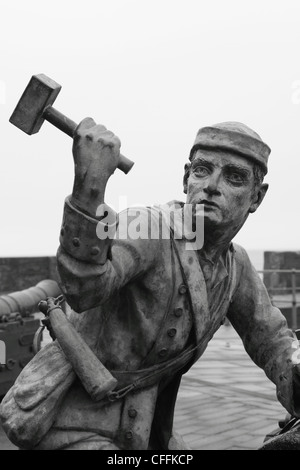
xmin=189 ymin=121 xmax=271 ymax=175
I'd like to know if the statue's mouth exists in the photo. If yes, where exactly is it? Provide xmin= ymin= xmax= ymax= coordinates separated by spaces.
xmin=199 ymin=200 xmax=219 ymax=208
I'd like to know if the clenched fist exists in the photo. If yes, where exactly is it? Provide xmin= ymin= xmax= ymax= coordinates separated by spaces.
xmin=71 ymin=118 xmax=121 ymax=215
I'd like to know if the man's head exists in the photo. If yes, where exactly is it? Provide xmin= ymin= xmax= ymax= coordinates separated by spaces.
xmin=183 ymin=122 xmax=271 ymax=236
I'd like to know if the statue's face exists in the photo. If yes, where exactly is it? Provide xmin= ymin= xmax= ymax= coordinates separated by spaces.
xmin=184 ymin=149 xmax=260 ymax=232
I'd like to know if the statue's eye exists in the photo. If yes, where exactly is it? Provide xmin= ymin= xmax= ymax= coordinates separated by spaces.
xmin=227 ymin=172 xmax=245 ymax=183
xmin=193 ymin=166 xmax=209 ymax=177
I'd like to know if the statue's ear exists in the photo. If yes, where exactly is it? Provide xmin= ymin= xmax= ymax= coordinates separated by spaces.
xmin=183 ymin=163 xmax=191 ymax=194
xmin=249 ymin=183 xmax=269 ymax=213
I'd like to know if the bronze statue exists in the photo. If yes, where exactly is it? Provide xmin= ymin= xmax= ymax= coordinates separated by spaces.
xmin=1 ymin=120 xmax=300 ymax=450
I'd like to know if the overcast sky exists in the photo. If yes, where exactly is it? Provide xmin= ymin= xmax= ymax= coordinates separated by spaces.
xmin=1 ymin=0 xmax=300 ymax=256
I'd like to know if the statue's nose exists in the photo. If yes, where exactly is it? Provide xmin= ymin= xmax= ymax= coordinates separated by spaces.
xmin=203 ymin=172 xmax=222 ymax=196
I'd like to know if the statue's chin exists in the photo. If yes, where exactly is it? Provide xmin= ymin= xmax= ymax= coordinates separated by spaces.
xmin=203 ymin=214 xmax=221 ymax=230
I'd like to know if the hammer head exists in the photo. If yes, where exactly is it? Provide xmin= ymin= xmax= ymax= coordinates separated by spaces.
xmin=10 ymin=74 xmax=62 ymax=135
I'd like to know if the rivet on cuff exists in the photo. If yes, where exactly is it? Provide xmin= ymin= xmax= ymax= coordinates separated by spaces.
xmin=72 ymin=237 xmax=80 ymax=247
xmin=91 ymin=247 xmax=100 ymax=256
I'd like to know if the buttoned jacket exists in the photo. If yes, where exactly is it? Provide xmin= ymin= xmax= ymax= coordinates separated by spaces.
xmin=1 ymin=200 xmax=299 ymax=450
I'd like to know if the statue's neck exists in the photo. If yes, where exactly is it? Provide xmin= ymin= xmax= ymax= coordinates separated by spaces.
xmin=199 ymin=222 xmax=242 ymax=263
xmin=199 ymin=237 xmax=230 ymax=264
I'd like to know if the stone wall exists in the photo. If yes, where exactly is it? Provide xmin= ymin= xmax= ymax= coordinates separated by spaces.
xmin=264 ymin=251 xmax=300 ymax=329
xmin=263 ymin=251 xmax=300 ymax=293
xmin=0 ymin=257 xmax=58 ymax=295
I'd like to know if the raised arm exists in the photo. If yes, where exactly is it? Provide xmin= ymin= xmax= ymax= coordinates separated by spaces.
xmin=56 ymin=119 xmax=159 ymax=312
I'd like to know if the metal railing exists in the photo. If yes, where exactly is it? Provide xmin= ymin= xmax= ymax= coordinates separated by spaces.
xmin=258 ymin=269 xmax=300 ymax=330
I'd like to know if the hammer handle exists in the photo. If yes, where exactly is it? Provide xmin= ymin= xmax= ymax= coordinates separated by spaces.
xmin=43 ymin=106 xmax=134 ymax=174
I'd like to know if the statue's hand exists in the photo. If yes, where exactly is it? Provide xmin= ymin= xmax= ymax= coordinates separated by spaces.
xmin=71 ymin=118 xmax=121 ymax=213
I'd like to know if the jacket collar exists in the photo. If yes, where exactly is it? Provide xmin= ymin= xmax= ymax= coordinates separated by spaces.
xmin=156 ymin=201 xmax=235 ymax=344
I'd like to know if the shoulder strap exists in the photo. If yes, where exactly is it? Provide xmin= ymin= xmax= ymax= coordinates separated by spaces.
xmin=107 ymin=319 xmax=218 ymax=401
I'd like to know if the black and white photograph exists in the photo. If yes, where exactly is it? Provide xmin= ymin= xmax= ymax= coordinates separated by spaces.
xmin=1 ymin=0 xmax=300 ymax=455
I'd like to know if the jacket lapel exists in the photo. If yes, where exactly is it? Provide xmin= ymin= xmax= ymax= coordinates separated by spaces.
xmin=156 ymin=201 xmax=211 ymax=345
xmin=171 ymin=235 xmax=210 ymax=345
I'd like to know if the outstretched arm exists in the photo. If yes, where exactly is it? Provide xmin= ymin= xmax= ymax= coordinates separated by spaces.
xmin=228 ymin=246 xmax=300 ymax=417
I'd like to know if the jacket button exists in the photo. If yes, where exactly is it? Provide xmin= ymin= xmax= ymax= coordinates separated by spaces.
xmin=174 ymin=308 xmax=183 ymax=317
xmin=167 ymin=328 xmax=177 ymax=338
xmin=125 ymin=431 xmax=133 ymax=440
xmin=128 ymin=409 xmax=137 ymax=418
xmin=178 ymin=284 xmax=187 ymax=295
xmin=60 ymin=228 xmax=65 ymax=237
xmin=159 ymin=348 xmax=168 ymax=357
xmin=72 ymin=237 xmax=80 ymax=247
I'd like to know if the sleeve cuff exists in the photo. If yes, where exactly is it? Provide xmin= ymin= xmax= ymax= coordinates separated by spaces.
xmin=59 ymin=196 xmax=117 ymax=265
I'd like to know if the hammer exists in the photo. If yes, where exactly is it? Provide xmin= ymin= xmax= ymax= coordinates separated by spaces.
xmin=9 ymin=74 xmax=134 ymax=174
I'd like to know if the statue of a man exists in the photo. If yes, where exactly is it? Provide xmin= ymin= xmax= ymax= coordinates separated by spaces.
xmin=1 ymin=120 xmax=300 ymax=450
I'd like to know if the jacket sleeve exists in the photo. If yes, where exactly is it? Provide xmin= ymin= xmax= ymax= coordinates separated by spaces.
xmin=56 ymin=197 xmax=161 ymax=313
xmin=227 ymin=245 xmax=300 ymax=418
